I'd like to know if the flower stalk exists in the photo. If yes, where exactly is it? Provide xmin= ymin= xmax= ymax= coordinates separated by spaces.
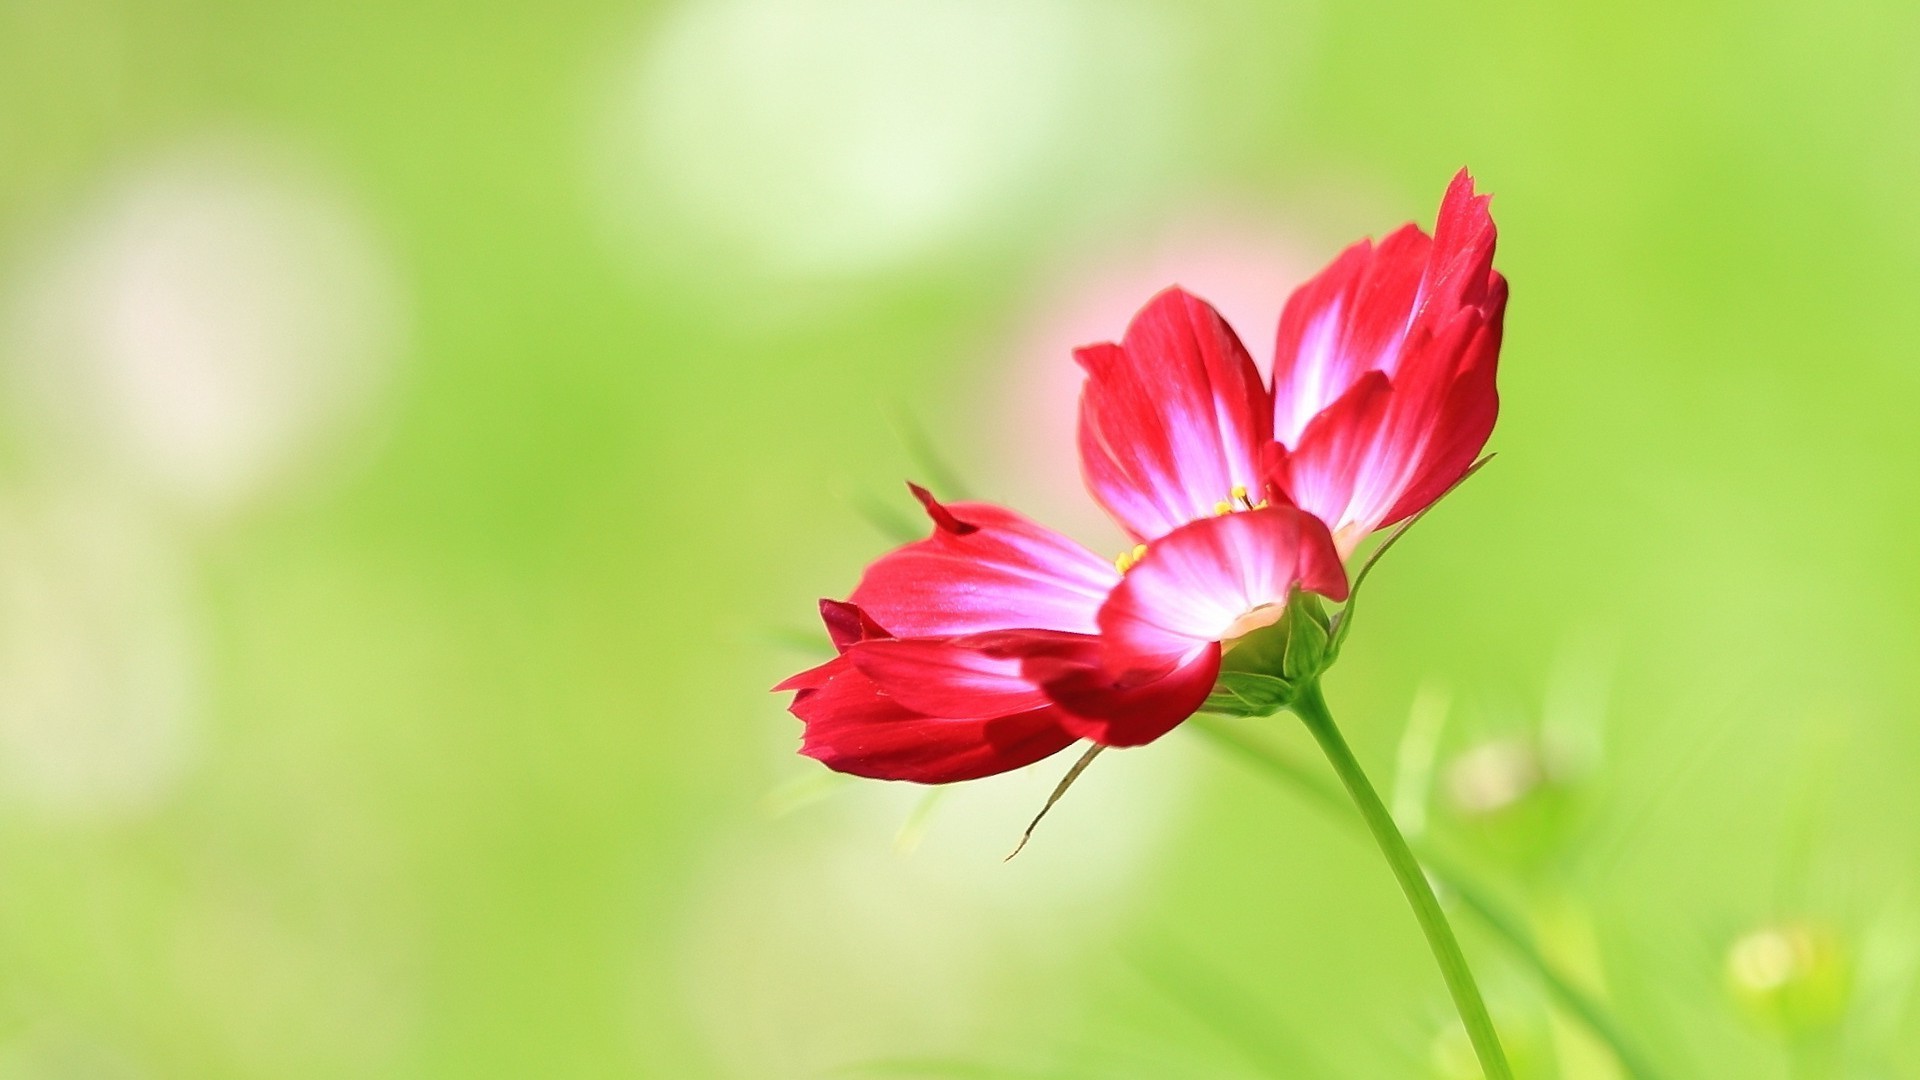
xmin=1290 ymin=680 xmax=1514 ymax=1079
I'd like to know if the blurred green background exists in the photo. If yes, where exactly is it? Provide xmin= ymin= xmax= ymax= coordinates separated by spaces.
xmin=1 ymin=0 xmax=1917 ymax=1076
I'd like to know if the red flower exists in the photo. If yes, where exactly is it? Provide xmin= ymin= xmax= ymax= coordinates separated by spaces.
xmin=778 ymin=171 xmax=1503 ymax=783
xmin=777 ymin=487 xmax=1346 ymax=782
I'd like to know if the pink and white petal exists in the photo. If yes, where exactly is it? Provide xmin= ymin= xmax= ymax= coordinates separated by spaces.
xmin=1076 ymin=288 xmax=1272 ymax=541
xmin=1270 ymin=171 xmax=1506 ymax=543
xmin=1274 ymin=370 xmax=1395 ymax=550
xmin=1098 ymin=505 xmax=1349 ymax=665
xmin=1271 ymin=225 xmax=1430 ymax=445
xmin=791 ymin=661 xmax=1078 ymax=784
xmin=1272 ymin=171 xmax=1501 ymax=448
xmin=850 ymin=487 xmax=1117 ymax=638
xmin=1269 ymin=240 xmax=1371 ymax=444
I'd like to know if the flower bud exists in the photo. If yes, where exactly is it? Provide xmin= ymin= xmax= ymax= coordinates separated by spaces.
xmin=1444 ymin=738 xmax=1547 ymax=818
xmin=1439 ymin=733 xmax=1592 ymax=868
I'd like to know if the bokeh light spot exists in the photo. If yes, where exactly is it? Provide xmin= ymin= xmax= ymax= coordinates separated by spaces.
xmin=3 ymin=135 xmax=406 ymax=513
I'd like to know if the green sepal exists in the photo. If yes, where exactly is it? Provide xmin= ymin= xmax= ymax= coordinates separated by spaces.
xmin=1281 ymin=593 xmax=1332 ymax=682
xmin=1200 ymin=670 xmax=1295 ymax=718
xmin=1201 ymin=591 xmax=1340 ymax=717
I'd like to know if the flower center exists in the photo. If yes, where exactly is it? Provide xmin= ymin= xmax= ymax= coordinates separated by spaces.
xmin=1211 ymin=484 xmax=1269 ymax=517
xmin=1115 ymin=487 xmax=1274 ymax=574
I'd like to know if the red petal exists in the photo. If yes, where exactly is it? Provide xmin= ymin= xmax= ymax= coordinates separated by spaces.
xmin=820 ymin=598 xmax=892 ymax=650
xmin=907 ymin=482 xmax=978 ymax=535
xmin=1076 ymin=288 xmax=1273 ymax=542
xmin=848 ymin=628 xmax=1222 ymax=749
xmin=1034 ymin=641 xmax=1223 ymax=747
xmin=1378 ymin=289 xmax=1503 ymax=527
xmin=1419 ymin=169 xmax=1502 ymax=316
xmin=788 ymin=657 xmax=1077 ymax=784
xmin=773 ymin=656 xmax=839 ymax=695
xmin=850 ymin=492 xmax=1117 ymax=638
xmin=773 ymin=599 xmax=894 ymax=694
xmin=1097 ymin=506 xmax=1349 ymax=666
xmin=1275 ymin=370 xmax=1395 ymax=549
xmin=845 ymin=632 xmax=1055 ymax=718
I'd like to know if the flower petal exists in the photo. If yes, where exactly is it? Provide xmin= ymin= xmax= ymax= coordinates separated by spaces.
xmin=773 ymin=597 xmax=896 ymax=695
xmin=1268 ymin=170 xmax=1505 ymax=542
xmin=845 ymin=631 xmax=1056 ymax=718
xmin=1031 ymin=640 xmax=1223 ymax=747
xmin=820 ymin=597 xmax=892 ymax=650
xmin=850 ymin=486 xmax=1118 ymax=638
xmin=1271 ymin=226 xmax=1430 ymax=446
xmin=1076 ymin=288 xmax=1272 ymax=542
xmin=1272 ymin=370 xmax=1396 ymax=553
xmin=849 ymin=628 xmax=1223 ymax=748
xmin=789 ymin=656 xmax=1077 ymax=784
xmin=1378 ymin=298 xmax=1503 ymax=526
xmin=1097 ymin=505 xmax=1349 ymax=666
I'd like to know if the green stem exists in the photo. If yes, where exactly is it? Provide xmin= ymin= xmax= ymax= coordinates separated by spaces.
xmin=1291 ymin=681 xmax=1513 ymax=1079
xmin=1189 ymin=713 xmax=1667 ymax=1080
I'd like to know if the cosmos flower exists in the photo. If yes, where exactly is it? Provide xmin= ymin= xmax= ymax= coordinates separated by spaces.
xmin=778 ymin=170 xmax=1504 ymax=783
xmin=776 ymin=486 xmax=1347 ymax=781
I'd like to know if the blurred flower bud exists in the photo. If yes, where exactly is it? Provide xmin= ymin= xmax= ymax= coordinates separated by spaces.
xmin=1444 ymin=737 xmax=1547 ymax=817
xmin=1440 ymin=731 xmax=1594 ymax=869
xmin=1727 ymin=922 xmax=1851 ymax=1034
xmin=1429 ymin=1010 xmax=1544 ymax=1079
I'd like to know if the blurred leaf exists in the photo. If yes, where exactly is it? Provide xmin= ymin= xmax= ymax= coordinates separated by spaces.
xmin=761 ymin=625 xmax=836 ymax=657
xmin=889 ymin=406 xmax=974 ymax=502
xmin=849 ymin=487 xmax=926 ymax=543
xmin=1127 ymin=938 xmax=1341 ymax=1079
xmin=894 ymin=786 xmax=946 ymax=855
xmin=835 ymin=1057 xmax=1056 ymax=1079
xmin=762 ymin=769 xmax=854 ymax=818
xmin=1390 ymin=682 xmax=1450 ymax=839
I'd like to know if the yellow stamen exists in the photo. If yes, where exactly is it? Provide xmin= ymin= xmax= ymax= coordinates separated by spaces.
xmin=1132 ymin=544 xmax=1148 ymax=562
xmin=1114 ymin=551 xmax=1133 ymax=573
xmin=1230 ymin=484 xmax=1249 ymax=503
xmin=1213 ymin=500 xmax=1233 ymax=516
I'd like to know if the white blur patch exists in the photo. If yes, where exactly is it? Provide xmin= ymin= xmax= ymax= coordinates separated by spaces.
xmin=994 ymin=211 xmax=1326 ymax=528
xmin=671 ymin=734 xmax=1197 ymax=1075
xmin=0 ymin=490 xmax=200 ymax=822
xmin=3 ymin=136 xmax=404 ymax=513
xmin=591 ymin=0 xmax=1187 ymax=279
